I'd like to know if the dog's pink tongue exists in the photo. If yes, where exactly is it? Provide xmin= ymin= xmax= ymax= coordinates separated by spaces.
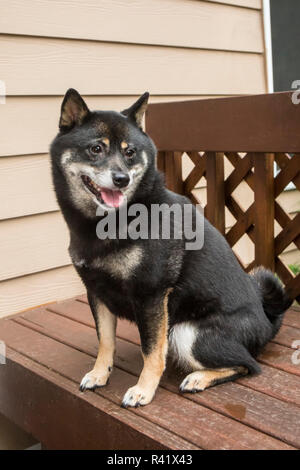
xmin=101 ymin=188 xmax=124 ymax=208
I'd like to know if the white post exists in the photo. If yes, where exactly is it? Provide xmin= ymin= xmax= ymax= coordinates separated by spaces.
xmin=0 ymin=80 xmax=6 ymax=104
xmin=0 ymin=340 xmax=6 ymax=364
xmin=263 ymin=0 xmax=274 ymax=93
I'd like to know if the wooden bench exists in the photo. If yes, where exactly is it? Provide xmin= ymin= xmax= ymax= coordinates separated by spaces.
xmin=0 ymin=297 xmax=299 ymax=449
xmin=0 ymin=92 xmax=299 ymax=449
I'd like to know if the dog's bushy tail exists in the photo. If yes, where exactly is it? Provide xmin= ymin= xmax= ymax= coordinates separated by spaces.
xmin=251 ymin=268 xmax=292 ymax=335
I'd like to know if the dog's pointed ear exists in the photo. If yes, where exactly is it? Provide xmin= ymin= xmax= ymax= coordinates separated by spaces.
xmin=59 ymin=88 xmax=90 ymax=131
xmin=121 ymin=92 xmax=149 ymax=129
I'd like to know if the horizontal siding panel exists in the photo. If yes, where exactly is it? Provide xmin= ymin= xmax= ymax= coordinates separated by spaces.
xmin=0 ymin=95 xmax=227 ymax=157
xmin=0 ymin=154 xmax=58 ymax=219
xmin=230 ymin=242 xmax=300 ymax=268
xmin=277 ymin=189 xmax=300 ymax=215
xmin=280 ymin=249 xmax=300 ymax=268
xmin=0 ymin=212 xmax=70 ymax=281
xmin=206 ymin=0 xmax=261 ymax=8
xmin=0 ymin=265 xmax=85 ymax=317
xmin=0 ymin=0 xmax=263 ymax=53
xmin=0 ymin=35 xmax=266 ymax=96
xmin=232 ymin=233 xmax=254 ymax=265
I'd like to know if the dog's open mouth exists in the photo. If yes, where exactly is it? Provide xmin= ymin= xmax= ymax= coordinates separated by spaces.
xmin=81 ymin=175 xmax=124 ymax=208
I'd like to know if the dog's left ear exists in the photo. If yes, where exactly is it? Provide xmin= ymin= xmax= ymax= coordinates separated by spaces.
xmin=121 ymin=92 xmax=149 ymax=129
xmin=59 ymin=88 xmax=90 ymax=131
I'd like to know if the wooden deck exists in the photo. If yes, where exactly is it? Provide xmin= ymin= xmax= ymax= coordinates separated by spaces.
xmin=0 ymin=296 xmax=300 ymax=450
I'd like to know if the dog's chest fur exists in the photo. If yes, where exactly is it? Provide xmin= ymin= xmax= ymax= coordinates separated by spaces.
xmin=69 ymin=240 xmax=153 ymax=322
xmin=69 ymin=243 xmax=143 ymax=281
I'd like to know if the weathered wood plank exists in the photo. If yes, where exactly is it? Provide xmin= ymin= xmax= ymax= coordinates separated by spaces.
xmin=164 ymin=152 xmax=184 ymax=194
xmin=51 ymin=298 xmax=300 ymax=405
xmin=162 ymin=366 xmax=300 ymax=448
xmin=0 ymin=317 xmax=293 ymax=450
xmin=146 ymin=92 xmax=300 ymax=153
xmin=15 ymin=306 xmax=300 ymax=411
xmin=156 ymin=151 xmax=166 ymax=174
xmin=273 ymin=324 xmax=300 ymax=349
xmin=75 ymin=298 xmax=300 ymax=359
xmin=0 ymin=348 xmax=188 ymax=450
xmin=259 ymin=342 xmax=300 ymax=377
xmin=206 ymin=152 xmax=225 ymax=234
xmin=0 ymin=320 xmax=199 ymax=450
xmin=238 ymin=364 xmax=300 ymax=407
xmin=283 ymin=308 xmax=300 ymax=329
xmin=253 ymin=153 xmax=275 ymax=270
xmin=15 ymin=308 xmax=300 ymax=448
xmin=50 ymin=298 xmax=141 ymax=344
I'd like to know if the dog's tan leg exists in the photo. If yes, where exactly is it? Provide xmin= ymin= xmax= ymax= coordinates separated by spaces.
xmin=121 ymin=290 xmax=171 ymax=407
xmin=80 ymin=299 xmax=116 ymax=391
xmin=180 ymin=367 xmax=248 ymax=393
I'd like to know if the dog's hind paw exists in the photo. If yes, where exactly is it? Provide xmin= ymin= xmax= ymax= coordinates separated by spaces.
xmin=179 ymin=367 xmax=247 ymax=393
xmin=79 ymin=368 xmax=110 ymax=391
xmin=121 ymin=385 xmax=154 ymax=408
xmin=179 ymin=371 xmax=207 ymax=393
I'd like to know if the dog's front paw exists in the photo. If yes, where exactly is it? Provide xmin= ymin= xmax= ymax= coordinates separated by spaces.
xmin=121 ymin=385 xmax=155 ymax=408
xmin=79 ymin=367 xmax=111 ymax=391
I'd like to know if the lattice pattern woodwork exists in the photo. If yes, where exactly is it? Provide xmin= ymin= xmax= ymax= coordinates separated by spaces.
xmin=157 ymin=151 xmax=300 ymax=302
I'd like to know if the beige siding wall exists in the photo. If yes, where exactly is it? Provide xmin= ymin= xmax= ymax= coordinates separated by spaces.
xmin=0 ymin=0 xmax=273 ymax=317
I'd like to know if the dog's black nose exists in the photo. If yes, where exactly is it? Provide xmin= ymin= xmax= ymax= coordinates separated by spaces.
xmin=112 ymin=171 xmax=130 ymax=188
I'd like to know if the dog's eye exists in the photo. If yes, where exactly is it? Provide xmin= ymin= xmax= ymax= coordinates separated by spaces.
xmin=90 ymin=144 xmax=103 ymax=155
xmin=125 ymin=148 xmax=135 ymax=158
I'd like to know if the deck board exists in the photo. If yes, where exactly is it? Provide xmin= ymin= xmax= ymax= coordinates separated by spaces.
xmin=273 ymin=324 xmax=300 ymax=349
xmin=0 ymin=297 xmax=299 ymax=450
xmin=19 ymin=304 xmax=300 ymax=404
xmin=1 ymin=348 xmax=191 ymax=450
xmin=13 ymin=310 xmax=300 ymax=447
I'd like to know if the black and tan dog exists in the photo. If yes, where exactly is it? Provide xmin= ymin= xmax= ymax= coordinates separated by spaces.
xmin=50 ymin=89 xmax=291 ymax=407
